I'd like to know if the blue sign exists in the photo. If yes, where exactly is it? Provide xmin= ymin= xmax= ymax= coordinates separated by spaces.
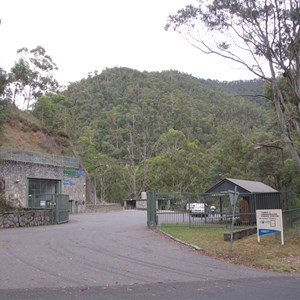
xmin=63 ymin=179 xmax=75 ymax=186
xmin=258 ymin=229 xmax=280 ymax=236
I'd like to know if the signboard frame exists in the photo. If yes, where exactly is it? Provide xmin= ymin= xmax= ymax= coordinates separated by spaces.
xmin=256 ymin=209 xmax=284 ymax=245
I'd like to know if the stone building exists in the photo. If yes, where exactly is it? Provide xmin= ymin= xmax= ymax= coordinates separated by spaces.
xmin=0 ymin=148 xmax=87 ymax=213
xmin=124 ymin=192 xmax=148 ymax=210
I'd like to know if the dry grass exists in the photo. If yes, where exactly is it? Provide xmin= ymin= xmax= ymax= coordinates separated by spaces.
xmin=159 ymin=225 xmax=300 ymax=273
xmin=1 ymin=111 xmax=73 ymax=155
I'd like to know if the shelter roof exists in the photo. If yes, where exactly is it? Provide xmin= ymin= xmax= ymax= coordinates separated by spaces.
xmin=205 ymin=178 xmax=279 ymax=194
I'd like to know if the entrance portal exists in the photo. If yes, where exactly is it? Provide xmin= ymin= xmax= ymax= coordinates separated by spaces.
xmin=28 ymin=178 xmax=61 ymax=208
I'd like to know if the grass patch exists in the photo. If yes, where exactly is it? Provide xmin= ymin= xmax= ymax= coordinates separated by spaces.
xmin=159 ymin=224 xmax=300 ymax=273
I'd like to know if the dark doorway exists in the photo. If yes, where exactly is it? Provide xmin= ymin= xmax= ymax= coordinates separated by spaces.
xmin=239 ymin=197 xmax=250 ymax=224
xmin=27 ymin=178 xmax=61 ymax=208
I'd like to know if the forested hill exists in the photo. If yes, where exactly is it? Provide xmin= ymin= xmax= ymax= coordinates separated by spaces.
xmin=33 ymin=68 xmax=266 ymax=201
xmin=32 ymin=67 xmax=275 ymax=201
xmin=63 ymin=68 xmax=266 ymax=157
xmin=212 ymin=79 xmax=267 ymax=108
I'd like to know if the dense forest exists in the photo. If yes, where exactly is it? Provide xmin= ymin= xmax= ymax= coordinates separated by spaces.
xmin=0 ymin=1 xmax=299 ymax=211
xmin=26 ymin=68 xmax=298 ymax=208
xmin=1 ymin=66 xmax=299 ymax=208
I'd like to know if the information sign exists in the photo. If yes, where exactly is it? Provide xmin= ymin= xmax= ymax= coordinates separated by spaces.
xmin=256 ymin=209 xmax=284 ymax=245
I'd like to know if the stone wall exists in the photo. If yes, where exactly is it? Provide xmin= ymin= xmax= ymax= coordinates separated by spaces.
xmin=124 ymin=199 xmax=148 ymax=210
xmin=136 ymin=199 xmax=147 ymax=210
xmin=0 ymin=209 xmax=53 ymax=228
xmin=224 ymin=227 xmax=257 ymax=241
xmin=0 ymin=159 xmax=86 ymax=212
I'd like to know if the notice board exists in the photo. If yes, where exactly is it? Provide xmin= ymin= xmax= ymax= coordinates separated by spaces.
xmin=256 ymin=209 xmax=284 ymax=245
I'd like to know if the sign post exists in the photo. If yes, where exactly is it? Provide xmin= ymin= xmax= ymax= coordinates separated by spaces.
xmin=228 ymin=186 xmax=239 ymax=256
xmin=256 ymin=209 xmax=284 ymax=245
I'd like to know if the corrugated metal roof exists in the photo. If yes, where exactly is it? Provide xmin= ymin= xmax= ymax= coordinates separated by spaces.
xmin=226 ymin=178 xmax=278 ymax=193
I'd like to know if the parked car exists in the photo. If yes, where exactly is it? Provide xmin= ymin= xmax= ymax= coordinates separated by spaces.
xmin=186 ymin=203 xmax=208 ymax=217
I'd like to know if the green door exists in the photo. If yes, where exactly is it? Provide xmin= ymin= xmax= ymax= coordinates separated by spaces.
xmin=53 ymin=194 xmax=70 ymax=224
xmin=147 ymin=191 xmax=157 ymax=228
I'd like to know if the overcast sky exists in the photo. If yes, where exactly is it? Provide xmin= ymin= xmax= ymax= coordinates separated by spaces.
xmin=0 ymin=0 xmax=256 ymax=86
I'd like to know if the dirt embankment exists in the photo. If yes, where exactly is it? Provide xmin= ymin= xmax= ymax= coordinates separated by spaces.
xmin=1 ymin=112 xmax=74 ymax=156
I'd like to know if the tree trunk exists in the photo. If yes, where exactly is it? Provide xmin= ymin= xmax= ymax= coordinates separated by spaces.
xmin=272 ymin=82 xmax=300 ymax=173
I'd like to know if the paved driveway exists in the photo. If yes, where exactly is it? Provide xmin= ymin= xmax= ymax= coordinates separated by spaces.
xmin=0 ymin=210 xmax=299 ymax=299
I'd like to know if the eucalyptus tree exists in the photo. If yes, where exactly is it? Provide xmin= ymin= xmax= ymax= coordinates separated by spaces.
xmin=0 ymin=99 xmax=11 ymax=141
xmin=32 ymin=93 xmax=73 ymax=134
xmin=75 ymin=135 xmax=126 ymax=203
xmin=166 ymin=0 xmax=300 ymax=173
xmin=0 ymin=67 xmax=8 ymax=97
xmin=8 ymin=46 xmax=59 ymax=110
xmin=0 ymin=67 xmax=11 ymax=140
xmin=146 ymin=129 xmax=206 ymax=193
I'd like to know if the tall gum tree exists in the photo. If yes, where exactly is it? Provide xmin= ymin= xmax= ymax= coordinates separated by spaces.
xmin=166 ymin=0 xmax=300 ymax=173
xmin=8 ymin=46 xmax=59 ymax=110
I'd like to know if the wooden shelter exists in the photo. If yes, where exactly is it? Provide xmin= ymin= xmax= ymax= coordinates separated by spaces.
xmin=202 ymin=178 xmax=281 ymax=224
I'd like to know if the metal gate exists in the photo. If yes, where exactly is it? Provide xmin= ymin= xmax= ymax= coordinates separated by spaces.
xmin=147 ymin=191 xmax=200 ymax=228
xmin=147 ymin=191 xmax=157 ymax=228
xmin=154 ymin=192 xmax=208 ymax=226
xmin=28 ymin=193 xmax=70 ymax=224
xmin=53 ymin=194 xmax=70 ymax=224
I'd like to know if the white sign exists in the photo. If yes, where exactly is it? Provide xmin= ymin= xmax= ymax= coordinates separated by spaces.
xmin=256 ymin=209 xmax=284 ymax=245
xmin=229 ymin=190 xmax=239 ymax=206
xmin=40 ymin=200 xmax=46 ymax=207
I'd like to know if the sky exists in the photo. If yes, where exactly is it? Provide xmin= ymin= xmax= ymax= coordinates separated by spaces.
xmin=0 ymin=0 xmax=256 ymax=86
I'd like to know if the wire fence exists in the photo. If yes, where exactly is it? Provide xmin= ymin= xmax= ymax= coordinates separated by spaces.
xmin=155 ymin=192 xmax=300 ymax=231
xmin=0 ymin=148 xmax=80 ymax=169
xmin=283 ymin=208 xmax=300 ymax=230
xmin=156 ymin=210 xmax=256 ymax=228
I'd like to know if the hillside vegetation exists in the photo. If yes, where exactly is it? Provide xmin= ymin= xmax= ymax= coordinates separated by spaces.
xmin=0 ymin=104 xmax=74 ymax=156
xmin=64 ymin=69 xmax=266 ymax=153
xmin=2 ymin=68 xmax=299 ymax=206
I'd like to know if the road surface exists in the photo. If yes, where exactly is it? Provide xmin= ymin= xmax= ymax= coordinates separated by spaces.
xmin=0 ymin=210 xmax=299 ymax=299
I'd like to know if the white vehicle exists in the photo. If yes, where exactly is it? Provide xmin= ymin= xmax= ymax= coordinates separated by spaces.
xmin=186 ymin=203 xmax=208 ymax=217
xmin=210 ymin=205 xmax=216 ymax=215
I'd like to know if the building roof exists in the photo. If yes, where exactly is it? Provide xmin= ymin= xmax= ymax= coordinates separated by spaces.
xmin=205 ymin=178 xmax=279 ymax=194
xmin=226 ymin=178 xmax=278 ymax=193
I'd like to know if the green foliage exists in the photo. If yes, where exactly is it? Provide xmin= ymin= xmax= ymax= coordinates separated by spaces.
xmin=104 ymin=165 xmax=127 ymax=204
xmin=166 ymin=0 xmax=300 ymax=174
xmin=264 ymin=77 xmax=299 ymax=141
xmin=32 ymin=93 xmax=72 ymax=135
xmin=0 ymin=100 xmax=12 ymax=141
xmin=63 ymin=68 xmax=265 ymax=159
xmin=204 ymin=125 xmax=255 ymax=185
xmin=2 ymin=41 xmax=299 ymax=202
xmin=0 ymin=67 xmax=8 ymax=97
xmin=29 ymin=67 xmax=300 ymax=202
xmin=212 ymin=79 xmax=269 ymax=108
xmin=75 ymin=135 xmax=126 ymax=203
xmin=8 ymin=46 xmax=59 ymax=110
xmin=59 ymin=67 xmax=281 ymax=198
xmin=146 ymin=130 xmax=206 ymax=193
